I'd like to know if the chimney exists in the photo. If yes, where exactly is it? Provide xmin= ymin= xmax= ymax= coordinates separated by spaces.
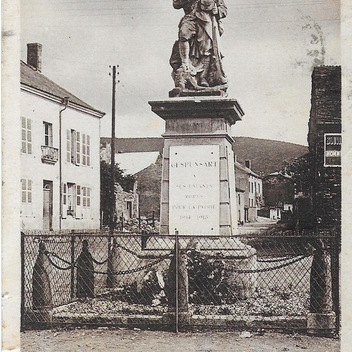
xmin=27 ymin=43 xmax=42 ymax=72
xmin=245 ymin=160 xmax=251 ymax=169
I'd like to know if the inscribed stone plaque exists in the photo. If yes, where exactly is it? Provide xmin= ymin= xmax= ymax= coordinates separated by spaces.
xmin=169 ymin=145 xmax=219 ymax=235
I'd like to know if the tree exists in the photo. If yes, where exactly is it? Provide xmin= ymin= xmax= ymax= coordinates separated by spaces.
xmin=100 ymin=160 xmax=135 ymax=227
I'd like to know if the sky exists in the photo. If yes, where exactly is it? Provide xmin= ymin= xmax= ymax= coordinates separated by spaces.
xmin=20 ymin=0 xmax=340 ymax=146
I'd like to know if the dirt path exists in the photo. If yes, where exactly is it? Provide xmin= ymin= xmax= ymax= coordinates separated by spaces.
xmin=21 ymin=328 xmax=340 ymax=352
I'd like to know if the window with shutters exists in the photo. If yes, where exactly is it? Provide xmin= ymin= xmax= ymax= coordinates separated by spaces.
xmin=82 ymin=134 xmax=91 ymax=166
xmin=82 ymin=186 xmax=91 ymax=208
xmin=43 ymin=122 xmax=53 ymax=146
xmin=67 ymin=183 xmax=76 ymax=216
xmin=66 ymin=129 xmax=77 ymax=164
xmin=21 ymin=179 xmax=32 ymax=203
xmin=67 ymin=130 xmax=90 ymax=166
xmin=21 ymin=117 xmax=32 ymax=154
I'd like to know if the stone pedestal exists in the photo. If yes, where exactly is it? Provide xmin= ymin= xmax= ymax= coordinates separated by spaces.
xmin=307 ymin=240 xmax=336 ymax=336
xmin=147 ymin=96 xmax=257 ymax=328
xmin=149 ymin=97 xmax=244 ymax=236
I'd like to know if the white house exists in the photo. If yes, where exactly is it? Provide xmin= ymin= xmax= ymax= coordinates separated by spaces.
xmin=20 ymin=43 xmax=105 ymax=231
xmin=235 ymin=160 xmax=263 ymax=223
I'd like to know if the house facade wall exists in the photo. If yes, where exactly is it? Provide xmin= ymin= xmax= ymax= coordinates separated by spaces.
xmin=20 ymin=89 xmax=101 ymax=231
xmin=115 ymin=184 xmax=139 ymax=221
xmin=236 ymin=190 xmax=245 ymax=223
xmin=235 ymin=162 xmax=263 ymax=222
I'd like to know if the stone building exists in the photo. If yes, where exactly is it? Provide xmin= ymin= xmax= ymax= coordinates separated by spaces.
xmin=235 ymin=160 xmax=263 ymax=223
xmin=21 ymin=43 xmax=105 ymax=231
xmin=114 ymin=182 xmax=139 ymax=221
xmin=303 ymin=65 xmax=341 ymax=335
xmin=308 ymin=66 xmax=341 ymax=230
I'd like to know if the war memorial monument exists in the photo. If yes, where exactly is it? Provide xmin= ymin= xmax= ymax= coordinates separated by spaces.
xmin=150 ymin=0 xmax=247 ymax=238
xmin=145 ymin=0 xmax=257 ymax=322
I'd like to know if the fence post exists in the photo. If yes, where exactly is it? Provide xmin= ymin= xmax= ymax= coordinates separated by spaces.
xmin=20 ymin=232 xmax=25 ymax=330
xmin=32 ymin=242 xmax=53 ymax=323
xmin=331 ymin=232 xmax=341 ymax=332
xmin=138 ymin=203 xmax=141 ymax=230
xmin=76 ymin=240 xmax=94 ymax=298
xmin=70 ymin=234 xmax=75 ymax=299
xmin=107 ymin=237 xmax=118 ymax=287
xmin=307 ymin=238 xmax=336 ymax=336
xmin=141 ymin=231 xmax=148 ymax=250
xmin=165 ymin=229 xmax=190 ymax=332
xmin=107 ymin=234 xmax=114 ymax=288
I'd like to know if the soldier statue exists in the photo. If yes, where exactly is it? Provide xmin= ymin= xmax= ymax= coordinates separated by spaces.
xmin=170 ymin=0 xmax=228 ymax=96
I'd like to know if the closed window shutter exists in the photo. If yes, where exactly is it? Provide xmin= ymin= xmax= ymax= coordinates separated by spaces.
xmin=87 ymin=187 xmax=91 ymax=208
xmin=21 ymin=116 xmax=27 ymax=153
xmin=88 ymin=187 xmax=92 ymax=219
xmin=62 ymin=183 xmax=68 ymax=218
xmin=87 ymin=135 xmax=90 ymax=166
xmin=76 ymin=185 xmax=82 ymax=218
xmin=66 ymin=130 xmax=71 ymax=162
xmin=27 ymin=119 xmax=32 ymax=154
xmin=21 ymin=179 xmax=26 ymax=203
xmin=71 ymin=130 xmax=77 ymax=164
xmin=27 ymin=180 xmax=32 ymax=203
xmin=76 ymin=132 xmax=81 ymax=164
xmin=82 ymin=134 xmax=86 ymax=165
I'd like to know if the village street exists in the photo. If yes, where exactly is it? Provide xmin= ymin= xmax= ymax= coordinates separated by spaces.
xmin=21 ymin=328 xmax=340 ymax=352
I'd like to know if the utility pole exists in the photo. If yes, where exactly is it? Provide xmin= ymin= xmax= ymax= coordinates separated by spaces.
xmin=110 ymin=65 xmax=118 ymax=231
xmin=107 ymin=65 xmax=119 ymax=288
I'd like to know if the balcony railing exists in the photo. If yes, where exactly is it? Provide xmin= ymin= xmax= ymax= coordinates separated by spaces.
xmin=41 ymin=145 xmax=59 ymax=164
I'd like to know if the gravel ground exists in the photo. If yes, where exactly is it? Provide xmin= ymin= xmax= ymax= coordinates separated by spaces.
xmin=21 ymin=328 xmax=340 ymax=352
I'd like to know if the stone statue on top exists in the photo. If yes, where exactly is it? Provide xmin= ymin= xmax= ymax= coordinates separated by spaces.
xmin=169 ymin=0 xmax=228 ymax=97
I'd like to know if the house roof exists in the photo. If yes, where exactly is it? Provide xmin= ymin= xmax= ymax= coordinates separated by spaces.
xmin=20 ymin=61 xmax=105 ymax=116
xmin=235 ymin=161 xmax=261 ymax=178
xmin=264 ymin=171 xmax=292 ymax=179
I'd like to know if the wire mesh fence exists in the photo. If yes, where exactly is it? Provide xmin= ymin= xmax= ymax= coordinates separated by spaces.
xmin=21 ymin=229 xmax=340 ymax=334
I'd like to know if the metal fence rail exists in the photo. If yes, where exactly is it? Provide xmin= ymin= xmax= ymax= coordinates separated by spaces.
xmin=21 ymin=230 xmax=339 ymax=335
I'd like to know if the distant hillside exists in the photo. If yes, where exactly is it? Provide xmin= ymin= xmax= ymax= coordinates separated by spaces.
xmin=233 ymin=137 xmax=308 ymax=176
xmin=101 ymin=137 xmax=308 ymax=176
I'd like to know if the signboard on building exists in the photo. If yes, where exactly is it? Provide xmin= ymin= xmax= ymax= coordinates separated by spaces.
xmin=169 ymin=145 xmax=219 ymax=235
xmin=324 ymin=133 xmax=341 ymax=167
